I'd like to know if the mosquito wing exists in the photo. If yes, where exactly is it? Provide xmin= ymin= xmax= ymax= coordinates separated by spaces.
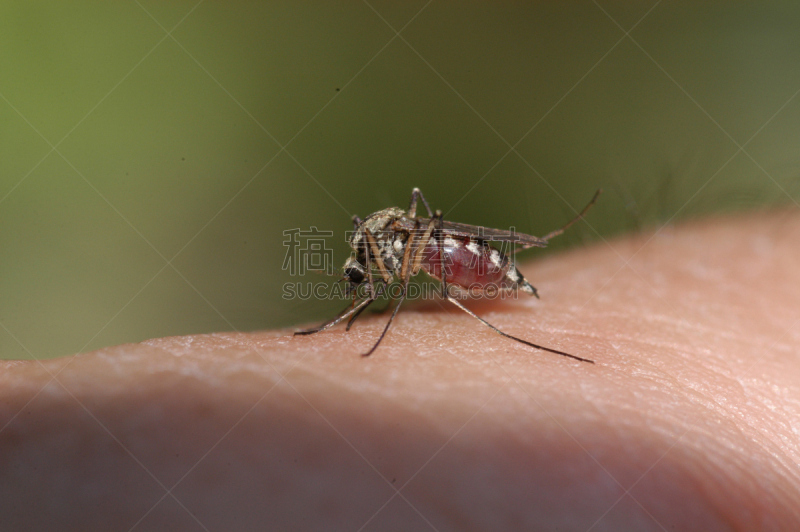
xmin=397 ymin=217 xmax=549 ymax=249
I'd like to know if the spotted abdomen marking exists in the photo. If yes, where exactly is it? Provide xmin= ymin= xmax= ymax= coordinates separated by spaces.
xmin=420 ymin=236 xmax=537 ymax=296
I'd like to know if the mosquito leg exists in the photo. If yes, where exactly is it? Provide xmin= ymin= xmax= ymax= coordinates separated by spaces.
xmin=345 ymin=298 xmax=377 ymax=331
xmin=364 ymin=228 xmax=393 ymax=284
xmin=294 ymin=295 xmax=376 ymax=335
xmin=537 ymin=189 xmax=602 ymax=243
xmin=433 ymin=209 xmax=448 ymax=299
xmin=411 ymin=213 xmax=438 ymax=276
xmin=362 ymin=222 xmax=419 ymax=357
xmin=399 ymin=219 xmax=420 ymax=282
xmin=444 ymin=296 xmax=594 ymax=363
xmin=362 ymin=275 xmax=412 ymax=357
xmin=346 ymin=282 xmax=386 ymax=331
xmin=359 ymin=214 xmax=432 ymax=357
xmin=362 ymin=232 xmax=375 ymax=298
xmin=300 ymin=237 xmax=373 ymax=336
xmin=408 ymin=187 xmax=434 ymax=218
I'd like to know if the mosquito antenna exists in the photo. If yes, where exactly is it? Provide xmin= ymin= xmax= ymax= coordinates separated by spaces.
xmin=539 ymin=189 xmax=602 ymax=242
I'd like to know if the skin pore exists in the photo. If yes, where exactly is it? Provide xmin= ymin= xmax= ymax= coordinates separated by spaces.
xmin=2 ymin=209 xmax=800 ymax=531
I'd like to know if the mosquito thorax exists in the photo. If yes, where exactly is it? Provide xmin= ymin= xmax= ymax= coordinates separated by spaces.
xmin=349 ymin=207 xmax=406 ymax=248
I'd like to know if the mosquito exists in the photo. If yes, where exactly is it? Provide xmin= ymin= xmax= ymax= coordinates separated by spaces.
xmin=295 ymin=188 xmax=601 ymax=362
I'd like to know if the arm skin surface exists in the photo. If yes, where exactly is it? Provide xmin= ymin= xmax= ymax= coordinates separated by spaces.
xmin=2 ymin=209 xmax=800 ymax=531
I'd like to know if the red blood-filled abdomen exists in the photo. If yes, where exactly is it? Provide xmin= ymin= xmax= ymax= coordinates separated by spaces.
xmin=420 ymin=237 xmax=512 ymax=290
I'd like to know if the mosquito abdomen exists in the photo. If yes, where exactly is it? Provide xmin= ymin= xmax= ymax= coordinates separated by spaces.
xmin=421 ymin=236 xmax=527 ymax=294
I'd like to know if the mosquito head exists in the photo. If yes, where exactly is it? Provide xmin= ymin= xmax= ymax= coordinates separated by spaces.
xmin=342 ymin=255 xmax=366 ymax=286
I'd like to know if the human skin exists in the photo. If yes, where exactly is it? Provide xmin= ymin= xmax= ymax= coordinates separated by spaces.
xmin=1 ymin=209 xmax=799 ymax=531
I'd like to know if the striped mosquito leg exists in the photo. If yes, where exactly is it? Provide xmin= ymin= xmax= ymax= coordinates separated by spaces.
xmin=432 ymin=210 xmax=447 ymax=298
xmin=362 ymin=221 xmax=421 ymax=357
xmin=411 ymin=212 xmax=438 ymax=275
xmin=364 ymin=228 xmax=393 ymax=284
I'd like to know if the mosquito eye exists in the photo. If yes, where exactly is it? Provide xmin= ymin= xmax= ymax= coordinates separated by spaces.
xmin=344 ymin=266 xmax=365 ymax=284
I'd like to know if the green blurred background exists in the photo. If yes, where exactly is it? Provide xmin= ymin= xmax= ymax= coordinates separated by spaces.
xmin=1 ymin=2 xmax=799 ymax=360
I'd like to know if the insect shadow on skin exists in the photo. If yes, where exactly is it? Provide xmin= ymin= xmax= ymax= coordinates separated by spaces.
xmin=295 ymin=188 xmax=602 ymax=362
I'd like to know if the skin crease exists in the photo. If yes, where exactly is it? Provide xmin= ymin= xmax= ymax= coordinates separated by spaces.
xmin=2 ymin=209 xmax=800 ymax=531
